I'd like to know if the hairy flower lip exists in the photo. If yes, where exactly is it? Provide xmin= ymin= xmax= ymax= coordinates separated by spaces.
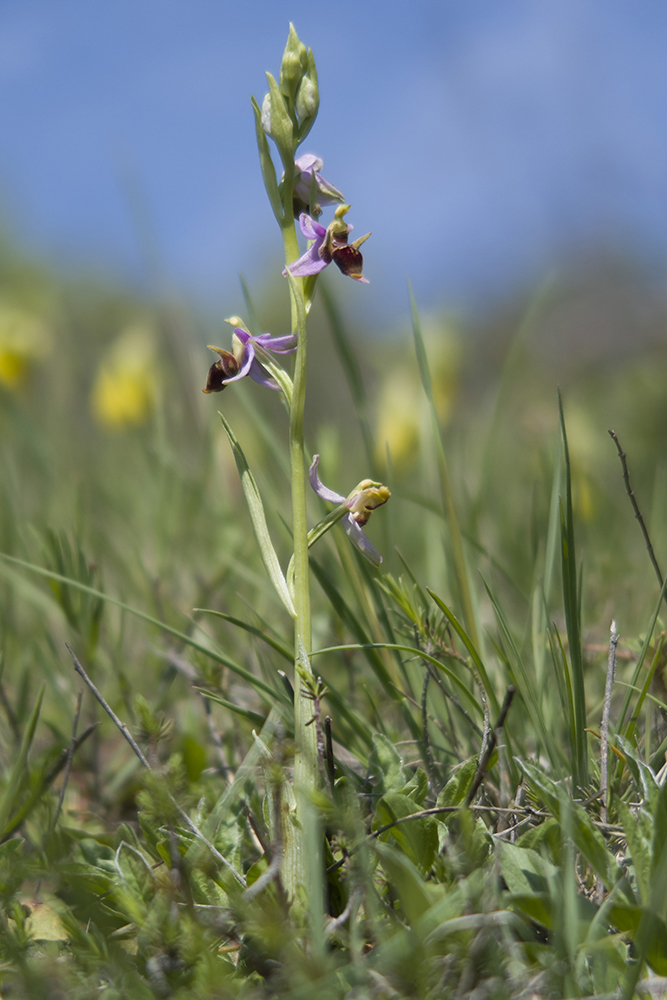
xmin=285 ymin=210 xmax=370 ymax=283
xmin=202 ymin=329 xmax=297 ymax=394
xmin=308 ymin=455 xmax=389 ymax=566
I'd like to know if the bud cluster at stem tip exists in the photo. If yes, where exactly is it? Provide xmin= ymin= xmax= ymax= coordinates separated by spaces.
xmin=261 ymin=24 xmax=319 ymax=167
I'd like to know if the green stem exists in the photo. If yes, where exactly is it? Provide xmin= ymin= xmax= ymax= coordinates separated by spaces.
xmin=283 ymin=217 xmax=319 ymax=892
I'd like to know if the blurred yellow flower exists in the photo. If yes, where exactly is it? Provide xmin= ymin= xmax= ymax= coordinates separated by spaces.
xmin=0 ymin=304 xmax=52 ymax=389
xmin=563 ymin=403 xmax=598 ymax=522
xmin=91 ymin=323 xmax=158 ymax=428
xmin=375 ymin=320 xmax=461 ymax=470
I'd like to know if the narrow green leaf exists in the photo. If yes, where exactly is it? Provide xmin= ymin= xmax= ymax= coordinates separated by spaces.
xmin=319 ymin=279 xmax=375 ymax=469
xmin=265 ymin=72 xmax=295 ymax=172
xmin=616 ymin=571 xmax=667 ymax=736
xmin=197 ymin=690 xmax=268 ymax=727
xmin=410 ymin=285 xmax=480 ymax=650
xmin=311 ymin=643 xmax=482 ymax=718
xmin=194 ymin=608 xmax=293 ymax=662
xmin=483 ymin=576 xmax=554 ymax=769
xmin=0 ymin=686 xmax=44 ymax=838
xmin=250 ymin=95 xmax=283 ymax=224
xmin=0 ymin=553 xmax=285 ymax=705
xmin=427 ymin=588 xmax=499 ymax=715
xmin=218 ymin=411 xmax=296 ymax=618
xmin=557 ymin=390 xmax=588 ymax=787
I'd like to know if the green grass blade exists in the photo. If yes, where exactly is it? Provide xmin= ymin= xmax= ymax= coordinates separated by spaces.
xmin=410 ymin=284 xmax=479 ymax=650
xmin=0 ymin=685 xmax=44 ymax=839
xmin=0 ymin=553 xmax=287 ymax=706
xmin=218 ymin=411 xmax=296 ymax=618
xmin=194 ymin=608 xmax=293 ymax=663
xmin=616 ymin=571 xmax=667 ymax=736
xmin=197 ymin=690 xmax=268 ymax=727
xmin=311 ymin=644 xmax=482 ymax=720
xmin=319 ymin=278 xmax=375 ymax=470
xmin=558 ymin=390 xmax=588 ymax=788
xmin=427 ymin=588 xmax=499 ymax=716
xmin=482 ymin=578 xmax=558 ymax=768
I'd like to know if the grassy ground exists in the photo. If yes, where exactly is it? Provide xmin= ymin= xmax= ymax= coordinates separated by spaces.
xmin=1 ymin=234 xmax=667 ymax=998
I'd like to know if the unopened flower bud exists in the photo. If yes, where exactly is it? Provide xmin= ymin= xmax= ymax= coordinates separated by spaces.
xmin=279 ymin=24 xmax=308 ymax=102
xmin=261 ymin=73 xmax=297 ymax=166
xmin=295 ymin=50 xmax=319 ymax=140
xmin=261 ymin=93 xmax=274 ymax=138
xmin=296 ymin=65 xmax=318 ymax=121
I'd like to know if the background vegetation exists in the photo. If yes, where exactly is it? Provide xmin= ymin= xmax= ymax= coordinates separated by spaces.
xmin=1 ymin=224 xmax=667 ymax=997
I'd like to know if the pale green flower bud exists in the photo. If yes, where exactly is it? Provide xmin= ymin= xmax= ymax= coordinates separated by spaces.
xmin=260 ymin=92 xmax=273 ymax=137
xmin=295 ymin=50 xmax=319 ymax=142
xmin=279 ymin=24 xmax=308 ymax=102
xmin=262 ymin=72 xmax=296 ymax=167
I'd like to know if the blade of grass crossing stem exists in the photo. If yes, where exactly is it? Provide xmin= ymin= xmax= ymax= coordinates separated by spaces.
xmin=194 ymin=608 xmax=294 ymax=663
xmin=0 ymin=685 xmax=44 ymax=839
xmin=0 ymin=554 xmax=288 ymax=707
xmin=427 ymin=588 xmax=499 ymax=716
xmin=410 ymin=285 xmax=479 ymax=650
xmin=558 ymin=390 xmax=588 ymax=789
xmin=197 ymin=691 xmax=268 ymax=728
xmin=218 ymin=411 xmax=296 ymax=619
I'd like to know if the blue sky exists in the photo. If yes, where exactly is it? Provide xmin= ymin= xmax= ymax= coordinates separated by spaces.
xmin=1 ymin=0 xmax=666 ymax=323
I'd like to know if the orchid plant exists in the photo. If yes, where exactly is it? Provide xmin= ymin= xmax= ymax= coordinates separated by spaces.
xmin=202 ymin=25 xmax=390 ymax=901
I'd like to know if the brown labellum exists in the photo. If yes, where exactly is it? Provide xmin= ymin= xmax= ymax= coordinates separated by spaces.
xmin=202 ymin=349 xmax=240 ymax=393
xmin=331 ymin=242 xmax=365 ymax=281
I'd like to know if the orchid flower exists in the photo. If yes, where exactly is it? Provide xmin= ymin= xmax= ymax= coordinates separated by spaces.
xmin=286 ymin=205 xmax=371 ymax=283
xmin=309 ymin=455 xmax=390 ymax=566
xmin=292 ymin=154 xmax=345 ymax=218
xmin=202 ymin=328 xmax=297 ymax=393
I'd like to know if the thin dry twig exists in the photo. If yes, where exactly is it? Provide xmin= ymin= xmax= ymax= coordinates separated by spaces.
xmin=51 ymin=691 xmax=82 ymax=832
xmin=466 ymin=686 xmax=516 ymax=806
xmin=609 ymin=429 xmax=667 ymax=606
xmin=324 ymin=716 xmax=335 ymax=792
xmin=600 ymin=620 xmax=619 ymax=826
xmin=66 ymin=643 xmax=246 ymax=888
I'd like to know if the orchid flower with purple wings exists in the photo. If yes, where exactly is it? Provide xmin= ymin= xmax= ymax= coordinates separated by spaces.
xmin=309 ymin=455 xmax=390 ymax=566
xmin=202 ymin=327 xmax=297 ymax=393
xmin=291 ymin=153 xmax=345 ymax=218
xmin=286 ymin=205 xmax=371 ymax=283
